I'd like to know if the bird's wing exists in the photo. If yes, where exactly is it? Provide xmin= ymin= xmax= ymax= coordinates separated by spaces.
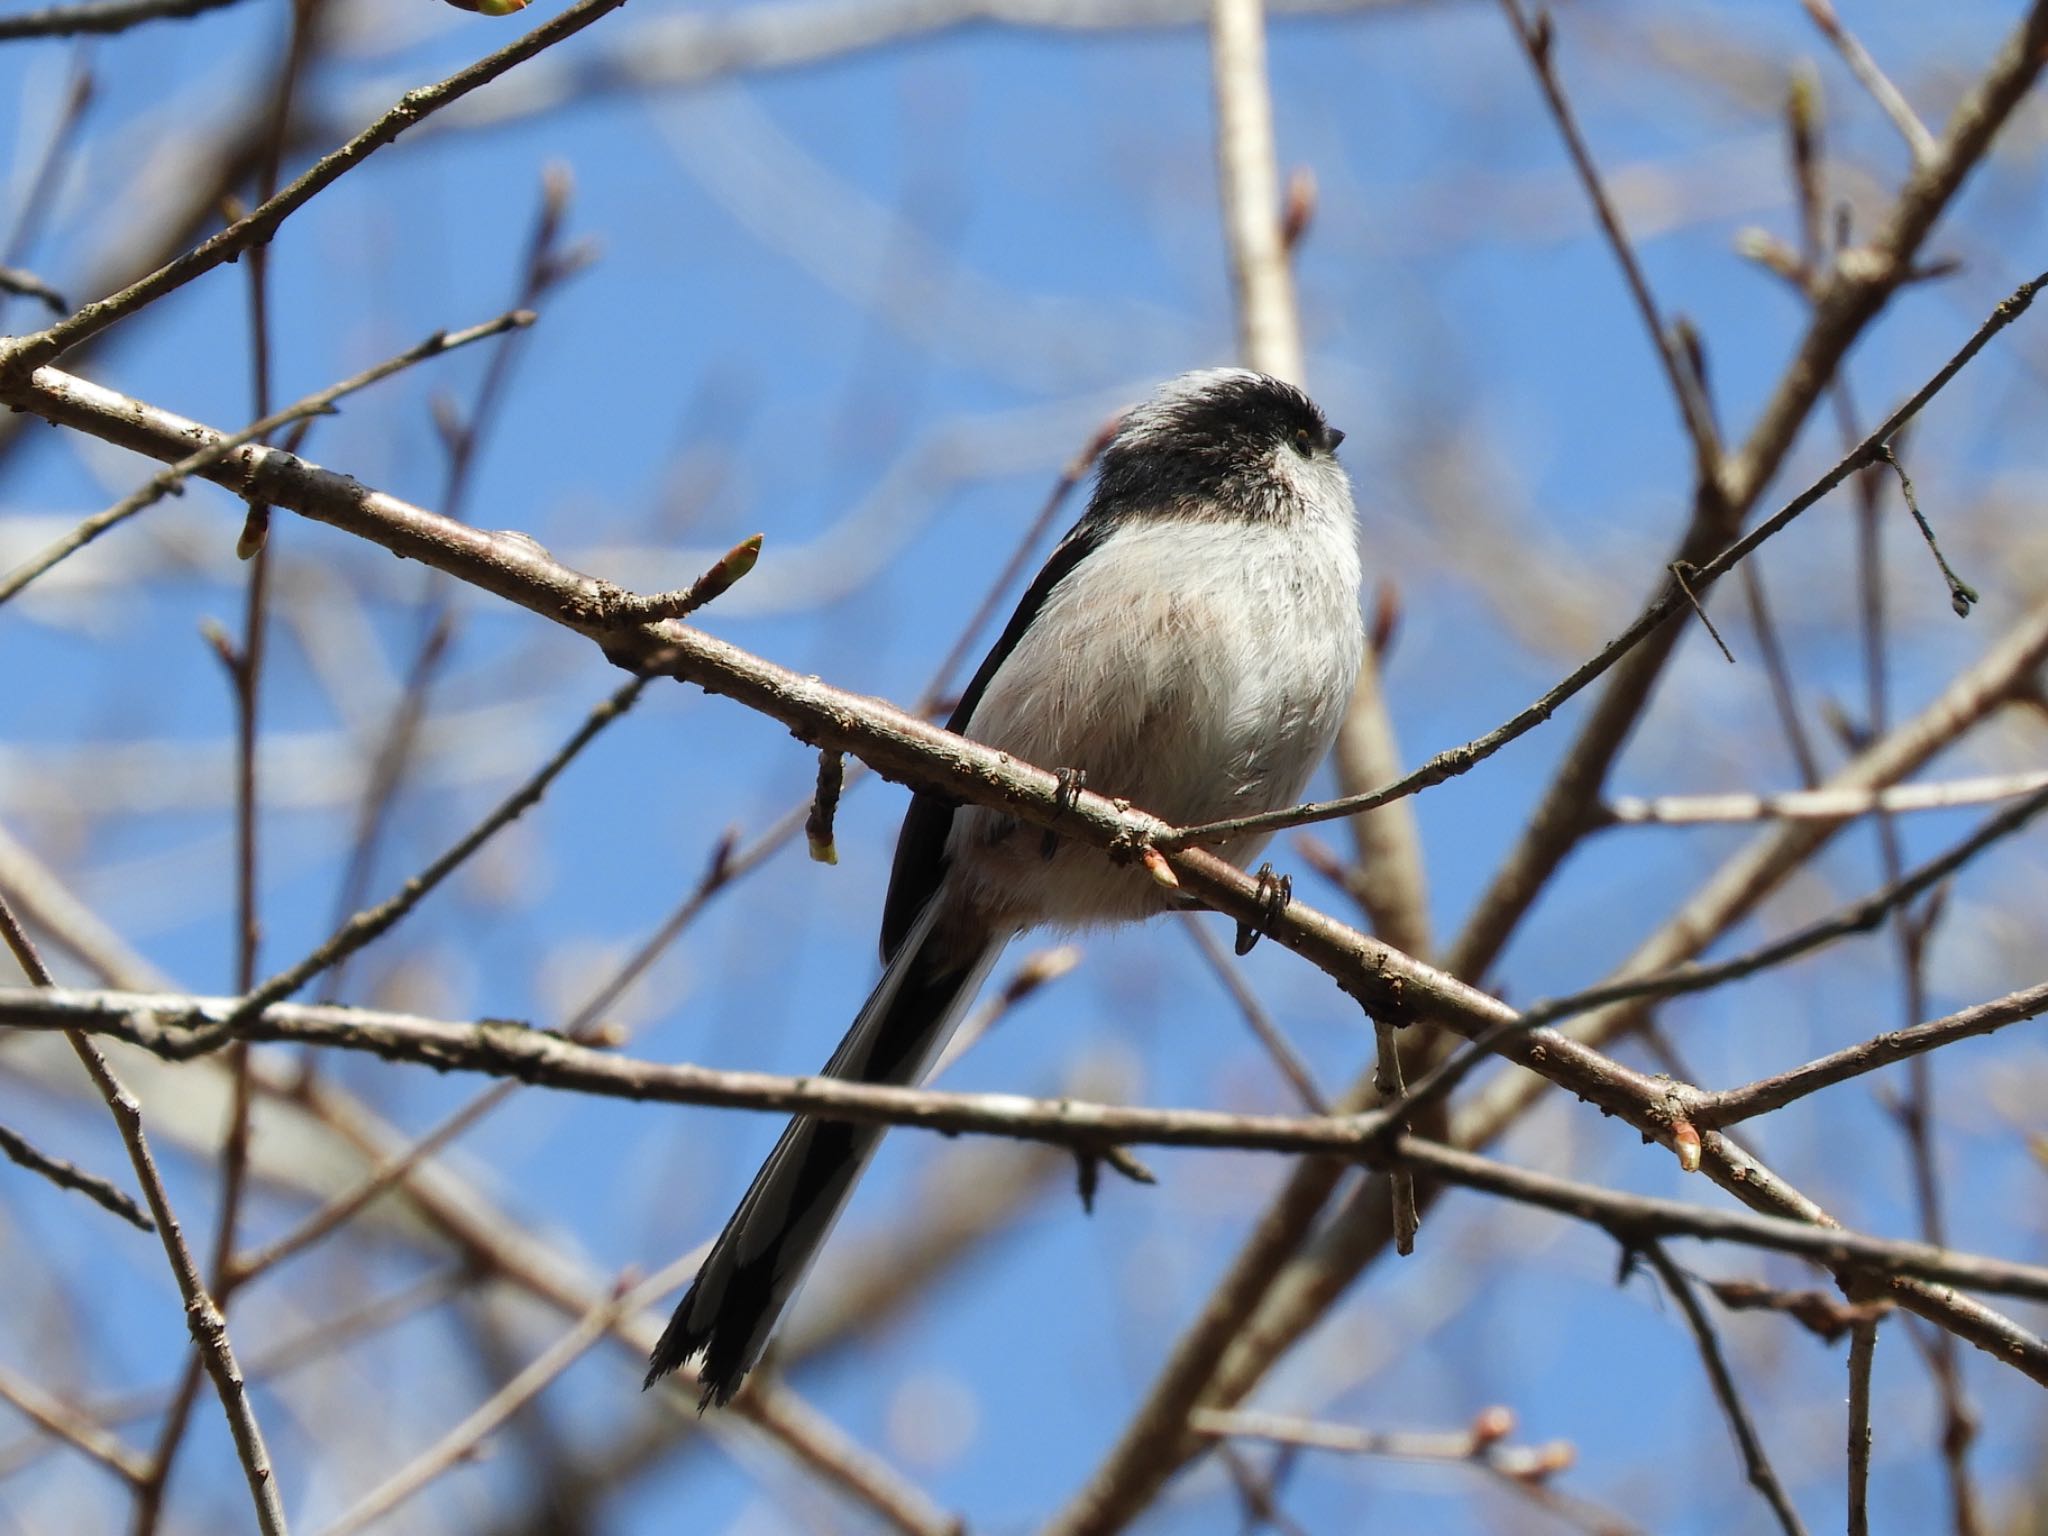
xmin=878 ymin=514 xmax=1107 ymax=961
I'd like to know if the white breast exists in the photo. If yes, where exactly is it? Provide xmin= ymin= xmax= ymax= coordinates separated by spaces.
xmin=947 ymin=482 xmax=1363 ymax=932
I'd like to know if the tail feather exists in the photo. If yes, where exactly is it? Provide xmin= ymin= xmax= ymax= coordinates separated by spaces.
xmin=646 ymin=902 xmax=1001 ymax=1405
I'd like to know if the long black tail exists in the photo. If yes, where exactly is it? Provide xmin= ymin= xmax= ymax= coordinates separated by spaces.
xmin=645 ymin=901 xmax=1001 ymax=1406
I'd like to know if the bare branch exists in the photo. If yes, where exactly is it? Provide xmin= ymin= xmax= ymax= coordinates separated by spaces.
xmin=0 ymin=0 xmax=249 ymax=40
xmin=207 ymin=675 xmax=655 ymax=1044
xmin=1058 ymin=567 xmax=2048 ymax=1536
xmin=1191 ymin=1406 xmax=1636 ymax=1532
xmin=0 ymin=888 xmax=289 ymax=1533
xmin=1211 ymin=0 xmax=1302 ymax=383
xmin=5 ymin=355 xmax=2043 ymax=1399
xmin=315 ymin=1260 xmax=692 ymax=1536
xmin=0 ymin=310 xmax=534 ymax=608
xmin=1634 ymin=1243 xmax=1807 ymax=1536
xmin=1847 ymin=1315 xmax=1878 ymax=1536
xmin=1496 ymin=0 xmax=1723 ymax=478
xmin=1443 ymin=0 xmax=2048 ymax=983
xmin=0 ymin=1117 xmax=151 ymax=1231
xmin=1604 ymin=771 xmax=2048 ymax=826
xmin=9 ymin=987 xmax=2048 ymax=1312
xmin=1369 ymin=784 xmax=2048 ymax=1145
xmin=1800 ymin=0 xmax=1938 ymax=166
xmin=1694 ymin=982 xmax=2048 ymax=1128
xmin=0 ymin=1361 xmax=149 ymax=1486
xmin=1191 ymin=1405 xmax=1570 ymax=1480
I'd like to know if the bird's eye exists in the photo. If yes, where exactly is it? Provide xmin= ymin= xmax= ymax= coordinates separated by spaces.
xmin=1291 ymin=426 xmax=1313 ymax=457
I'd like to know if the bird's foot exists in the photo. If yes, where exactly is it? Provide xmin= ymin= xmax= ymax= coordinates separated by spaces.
xmin=1234 ymin=863 xmax=1292 ymax=955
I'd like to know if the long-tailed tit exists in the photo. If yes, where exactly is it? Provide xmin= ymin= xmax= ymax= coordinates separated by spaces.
xmin=646 ymin=368 xmax=1364 ymax=1406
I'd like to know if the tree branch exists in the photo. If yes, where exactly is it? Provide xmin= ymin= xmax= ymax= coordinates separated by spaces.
xmin=7 ymin=986 xmax=2048 ymax=1310
xmin=0 ymin=0 xmax=248 ymax=41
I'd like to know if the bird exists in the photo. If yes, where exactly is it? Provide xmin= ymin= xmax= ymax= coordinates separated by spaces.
xmin=646 ymin=368 xmax=1365 ymax=1407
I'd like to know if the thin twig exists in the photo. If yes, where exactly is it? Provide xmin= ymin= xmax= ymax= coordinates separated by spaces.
xmin=1369 ymin=1016 xmax=1420 ymax=1254
xmin=1497 ymin=0 xmax=1722 ymax=480
xmin=0 ymin=310 xmax=533 ymax=608
xmin=1847 ymin=1317 xmax=1878 ymax=1536
xmin=201 ymin=674 xmax=656 ymax=1046
xmin=599 ymin=533 xmax=764 ymax=625
xmin=1196 ymin=1406 xmax=1639 ymax=1534
xmin=0 ymin=1118 xmax=151 ymax=1231
xmin=1706 ymin=1279 xmax=1890 ymax=1345
xmin=1668 ymin=560 xmax=1736 ymax=663
xmin=0 ymin=0 xmax=625 ymax=375
xmin=1603 ymin=770 xmax=2048 ymax=825
xmin=0 ymin=0 xmax=249 ymax=39
xmin=0 ymin=888 xmax=289 ymax=1533
xmin=1874 ymin=445 xmax=1978 ymax=616
xmin=1191 ymin=1405 xmax=1571 ymax=1480
xmin=1634 ymin=1243 xmax=1807 ymax=1536
xmin=1800 ymin=0 xmax=1937 ymax=166
xmin=314 ymin=1259 xmax=693 ymax=1536
xmin=0 ymin=1361 xmax=149 ymax=1486
xmin=1381 ymin=783 xmax=2048 ymax=1138
xmin=1181 ymin=916 xmax=1328 ymax=1113
xmin=1693 ymin=980 xmax=2048 ymax=1127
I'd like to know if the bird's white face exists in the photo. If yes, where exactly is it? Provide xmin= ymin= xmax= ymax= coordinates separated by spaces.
xmin=1269 ymin=423 xmax=1355 ymax=534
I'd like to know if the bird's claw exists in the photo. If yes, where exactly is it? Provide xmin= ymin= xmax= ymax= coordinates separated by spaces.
xmin=1234 ymin=863 xmax=1292 ymax=955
